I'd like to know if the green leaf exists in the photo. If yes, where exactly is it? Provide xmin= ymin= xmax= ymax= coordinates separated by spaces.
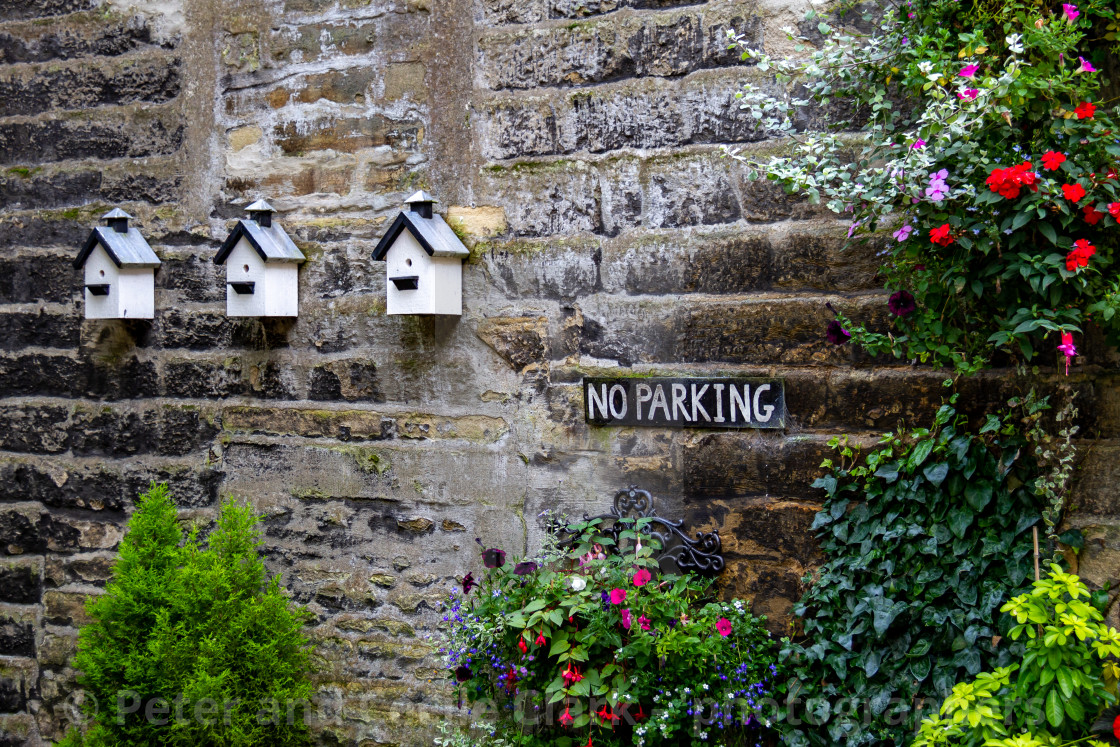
xmin=1039 ymin=223 xmax=1058 ymax=245
xmin=948 ymin=507 xmax=973 ymax=538
xmin=523 ymin=599 xmax=547 ymax=614
xmin=909 ymin=440 xmax=934 ymax=470
xmin=1056 ymin=668 xmax=1073 ymax=699
xmin=923 ymin=462 xmax=949 ymax=487
xmin=964 ymin=482 xmax=993 ymax=511
xmin=1045 ymin=688 xmax=1064 ymax=729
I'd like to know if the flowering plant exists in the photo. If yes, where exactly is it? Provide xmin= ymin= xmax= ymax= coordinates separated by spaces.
xmin=436 ymin=518 xmax=778 ymax=747
xmin=731 ymin=0 xmax=1120 ymax=373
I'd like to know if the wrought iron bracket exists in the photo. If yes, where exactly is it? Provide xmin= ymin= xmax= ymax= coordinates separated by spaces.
xmin=556 ymin=486 xmax=724 ymax=576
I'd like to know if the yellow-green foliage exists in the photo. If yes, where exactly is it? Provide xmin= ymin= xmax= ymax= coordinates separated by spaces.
xmin=59 ymin=484 xmax=314 ymax=746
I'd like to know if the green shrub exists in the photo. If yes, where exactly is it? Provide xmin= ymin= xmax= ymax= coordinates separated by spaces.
xmin=436 ymin=519 xmax=779 ymax=747
xmin=777 ymin=393 xmax=1046 ymax=747
xmin=913 ymin=566 xmax=1120 ymax=747
xmin=59 ymin=483 xmax=314 ymax=747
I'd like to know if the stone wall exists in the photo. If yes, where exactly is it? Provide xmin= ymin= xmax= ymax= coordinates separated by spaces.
xmin=1 ymin=0 xmax=1119 ymax=744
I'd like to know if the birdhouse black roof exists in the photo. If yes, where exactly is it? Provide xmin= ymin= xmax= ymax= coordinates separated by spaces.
xmin=372 ymin=191 xmax=469 ymax=261
xmin=214 ymin=202 xmax=305 ymax=265
xmin=73 ymin=209 xmax=160 ymax=269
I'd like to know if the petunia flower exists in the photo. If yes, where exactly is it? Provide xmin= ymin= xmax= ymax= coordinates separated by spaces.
xmin=621 ymin=608 xmax=632 ymax=630
xmin=888 ymin=290 xmax=917 ymax=317
xmin=1062 ymin=183 xmax=1087 ymax=202
xmin=959 ymin=64 xmax=979 ymax=77
xmin=632 ymin=568 xmax=652 ymax=587
xmin=462 ymin=572 xmax=478 ymax=594
xmin=1077 ymin=57 xmax=1097 ymax=74
xmin=1062 ymin=3 xmax=1079 ymax=21
xmin=911 ymin=138 xmax=926 ymax=150
xmin=569 ymin=575 xmax=587 ymax=591
xmin=455 ymin=665 xmax=472 ymax=682
xmin=514 ymin=561 xmax=537 ymax=575
xmin=894 ymin=224 xmax=913 ymax=242
xmin=482 ymin=547 xmax=506 ymax=568
xmin=956 ymin=88 xmax=980 ymax=101
xmin=825 ymin=320 xmax=850 ymax=345
xmin=929 ymin=223 xmax=953 ymax=246
xmin=1075 ymin=101 xmax=1096 ymax=119
xmin=1041 ymin=151 xmax=1066 ymax=171
xmin=716 ymin=618 xmax=733 ymax=637
xmin=638 ymin=615 xmax=651 ymax=631
xmin=1058 ymin=332 xmax=1077 ymax=375
xmin=1084 ymin=205 xmax=1105 ymax=225
xmin=610 ymin=588 xmax=627 ymax=605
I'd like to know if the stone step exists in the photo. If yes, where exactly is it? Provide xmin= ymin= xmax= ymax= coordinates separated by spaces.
xmin=0 ymin=10 xmax=170 ymax=65
xmin=0 ymin=53 xmax=180 ymax=118
xmin=476 ymin=67 xmax=768 ymax=160
xmin=0 ymin=156 xmax=182 ymax=211
xmin=0 ymin=103 xmax=184 ymax=166
xmin=475 ymin=0 xmax=759 ymax=91
xmin=1 ymin=0 xmax=95 ymax=23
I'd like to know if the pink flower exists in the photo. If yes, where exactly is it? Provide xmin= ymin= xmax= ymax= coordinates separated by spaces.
xmin=1077 ymin=57 xmax=1097 ymax=73
xmin=956 ymin=88 xmax=980 ymax=101
xmin=1058 ymin=332 xmax=1077 ymax=375
xmin=911 ymin=139 xmax=926 ymax=150
xmin=1062 ymin=3 xmax=1079 ymax=21
xmin=610 ymin=588 xmax=627 ymax=604
xmin=637 ymin=615 xmax=651 ymax=631
xmin=716 ymin=618 xmax=733 ymax=637
xmin=559 ymin=708 xmax=573 ymax=727
xmin=959 ymin=64 xmax=979 ymax=78
xmin=893 ymin=224 xmax=913 ymax=242
xmin=621 ymin=608 xmax=632 ymax=630
xmin=632 ymin=568 xmax=652 ymax=587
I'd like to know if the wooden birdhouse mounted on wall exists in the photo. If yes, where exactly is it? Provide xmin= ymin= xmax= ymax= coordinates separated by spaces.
xmin=214 ymin=200 xmax=305 ymax=317
xmin=372 ymin=191 xmax=469 ymax=316
xmin=73 ymin=208 xmax=160 ymax=320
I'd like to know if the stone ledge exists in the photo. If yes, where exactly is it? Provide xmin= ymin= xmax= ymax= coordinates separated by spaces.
xmin=0 ymin=10 xmax=171 ymax=65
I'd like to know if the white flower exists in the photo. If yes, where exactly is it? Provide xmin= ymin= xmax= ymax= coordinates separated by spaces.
xmin=570 ymin=576 xmax=586 ymax=591
xmin=700 ymin=732 xmax=708 ymax=740
xmin=1006 ymin=34 xmax=1024 ymax=54
xmin=683 ymin=688 xmax=690 ymax=694
xmin=702 ymin=684 xmax=709 ymax=691
xmin=917 ymin=61 xmax=934 ymax=75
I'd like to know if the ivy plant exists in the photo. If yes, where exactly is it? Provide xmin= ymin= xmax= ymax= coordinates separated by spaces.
xmin=913 ymin=566 xmax=1120 ymax=747
xmin=778 ymin=391 xmax=1045 ymax=747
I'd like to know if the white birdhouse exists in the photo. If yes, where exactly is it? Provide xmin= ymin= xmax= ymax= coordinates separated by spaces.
xmin=73 ymin=208 xmax=160 ymax=320
xmin=214 ymin=200 xmax=305 ymax=317
xmin=372 ymin=191 xmax=469 ymax=316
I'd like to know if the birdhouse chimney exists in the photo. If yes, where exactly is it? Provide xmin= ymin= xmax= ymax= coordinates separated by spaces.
xmin=246 ymin=199 xmax=275 ymax=228
xmin=103 ymin=207 xmax=132 ymax=234
xmin=404 ymin=190 xmax=438 ymax=220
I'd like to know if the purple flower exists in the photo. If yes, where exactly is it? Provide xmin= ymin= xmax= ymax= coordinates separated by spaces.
xmin=462 ymin=572 xmax=478 ymax=594
xmin=893 ymin=224 xmax=913 ymax=242
xmin=482 ymin=548 xmax=506 ymax=568
xmin=925 ymin=181 xmax=949 ymax=201
xmin=455 ymin=665 xmax=472 ymax=682
xmin=825 ymin=320 xmax=850 ymax=345
xmin=1077 ymin=57 xmax=1096 ymax=74
xmin=959 ymin=64 xmax=979 ymax=78
xmin=888 ymin=290 xmax=917 ymax=317
xmin=847 ymin=221 xmax=861 ymax=238
xmin=513 ymin=561 xmax=537 ymax=576
xmin=1062 ymin=3 xmax=1079 ymax=21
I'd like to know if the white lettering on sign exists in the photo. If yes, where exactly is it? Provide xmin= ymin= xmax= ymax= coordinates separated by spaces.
xmin=584 ymin=378 xmax=785 ymax=430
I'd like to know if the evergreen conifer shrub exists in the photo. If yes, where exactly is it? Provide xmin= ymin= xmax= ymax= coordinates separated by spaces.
xmin=59 ymin=483 xmax=314 ymax=746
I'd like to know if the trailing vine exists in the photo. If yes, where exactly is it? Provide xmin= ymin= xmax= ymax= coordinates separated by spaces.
xmin=778 ymin=391 xmax=1046 ymax=747
xmin=1018 ymin=386 xmax=1080 ymax=562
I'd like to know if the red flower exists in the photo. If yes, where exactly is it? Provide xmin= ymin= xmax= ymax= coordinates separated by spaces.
xmin=929 ymin=224 xmax=953 ymax=246
xmin=1084 ymin=205 xmax=1105 ymax=225
xmin=1109 ymin=202 xmax=1120 ymax=218
xmin=518 ymin=637 xmax=528 ymax=654
xmin=535 ymin=630 xmax=547 ymax=646
xmin=632 ymin=568 xmax=652 ymax=587
xmin=1066 ymin=238 xmax=1096 ymax=271
xmin=1041 ymin=151 xmax=1066 ymax=171
xmin=716 ymin=617 xmax=733 ymax=637
xmin=986 ymin=162 xmax=1038 ymax=199
xmin=596 ymin=704 xmax=619 ymax=726
xmin=1075 ymin=101 xmax=1096 ymax=119
xmin=559 ymin=707 xmax=573 ymax=728
xmin=1062 ymin=183 xmax=1087 ymax=202
xmin=583 ymin=735 xmax=593 ymax=747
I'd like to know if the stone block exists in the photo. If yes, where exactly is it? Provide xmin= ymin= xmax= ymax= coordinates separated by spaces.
xmin=38 ymin=629 xmax=77 ymax=669
xmin=0 ymin=405 xmax=70 ymax=454
xmin=0 ymin=713 xmax=38 ymax=746
xmin=476 ymin=0 xmax=545 ymax=26
xmin=0 ymin=106 xmax=184 ymax=165
xmin=43 ymin=553 xmax=114 ymax=587
xmin=683 ymin=433 xmax=836 ymax=500
xmin=0 ymin=558 xmax=42 ymax=605
xmin=0 ymin=253 xmax=76 ymax=304
xmin=0 ymin=312 xmax=80 ymax=351
xmin=0 ymin=12 xmax=163 ymax=64
xmin=0 ymin=54 xmax=180 ymax=117
xmin=2 ymin=0 xmax=94 ymax=21
xmin=224 ymin=406 xmax=390 ymax=441
xmin=42 ymin=590 xmax=93 ymax=627
xmin=0 ymin=606 xmax=36 ymax=657
xmin=478 ymin=161 xmax=603 ymax=237
xmin=0 ymin=658 xmax=38 ymax=714
xmin=475 ymin=316 xmax=548 ymax=372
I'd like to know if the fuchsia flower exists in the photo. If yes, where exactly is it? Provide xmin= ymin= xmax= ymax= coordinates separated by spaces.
xmin=632 ymin=568 xmax=652 ymax=587
xmin=461 ymin=572 xmax=478 ymax=594
xmin=610 ymin=588 xmax=627 ymax=605
xmin=959 ymin=64 xmax=980 ymax=77
xmin=957 ymin=88 xmax=980 ymax=101
xmin=716 ymin=618 xmax=733 ymax=637
xmin=1062 ymin=3 xmax=1079 ymax=21
xmin=1077 ymin=57 xmax=1097 ymax=74
xmin=1058 ymin=333 xmax=1077 ymax=375
xmin=535 ymin=630 xmax=547 ymax=646
xmin=559 ymin=708 xmax=574 ymax=727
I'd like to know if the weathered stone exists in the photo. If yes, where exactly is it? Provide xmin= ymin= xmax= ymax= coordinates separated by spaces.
xmin=0 ymin=107 xmax=184 ymax=165
xmin=0 ymin=658 xmax=37 ymax=714
xmin=224 ymin=406 xmax=390 ymax=441
xmin=38 ymin=629 xmax=77 ymax=668
xmin=0 ymin=311 xmax=80 ymax=350
xmin=0 ymin=559 xmax=42 ymax=605
xmin=683 ymin=433 xmax=837 ymax=500
xmin=395 ymin=414 xmax=510 ymax=442
xmin=0 ymin=253 xmax=76 ymax=303
xmin=42 ymin=590 xmax=94 ymax=626
xmin=0 ymin=55 xmax=181 ymax=117
xmin=476 ymin=316 xmax=548 ymax=372
xmin=396 ymin=517 xmax=434 ymax=533
xmin=1 ymin=0 xmax=95 ymax=22
xmin=0 ymin=607 xmax=36 ymax=657
xmin=0 ymin=12 xmax=166 ymax=64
